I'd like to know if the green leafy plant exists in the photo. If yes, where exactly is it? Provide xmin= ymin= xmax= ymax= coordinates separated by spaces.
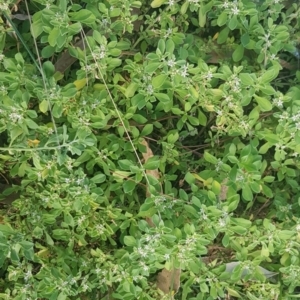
xmin=0 ymin=0 xmax=300 ymax=299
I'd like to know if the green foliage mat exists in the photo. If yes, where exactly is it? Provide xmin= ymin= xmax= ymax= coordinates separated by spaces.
xmin=0 ymin=0 xmax=300 ymax=299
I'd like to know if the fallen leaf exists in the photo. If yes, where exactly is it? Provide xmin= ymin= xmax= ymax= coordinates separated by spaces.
xmin=140 ymin=139 xmax=162 ymax=196
xmin=140 ymin=139 xmax=161 ymax=227
xmin=157 ymin=268 xmax=181 ymax=294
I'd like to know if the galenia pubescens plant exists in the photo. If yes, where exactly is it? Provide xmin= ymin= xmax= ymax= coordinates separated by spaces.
xmin=0 ymin=0 xmax=299 ymax=299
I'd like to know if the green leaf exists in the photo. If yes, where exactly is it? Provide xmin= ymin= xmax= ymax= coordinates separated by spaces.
xmin=48 ymin=27 xmax=59 ymax=47
xmin=263 ymin=176 xmax=275 ymax=183
xmin=10 ymin=127 xmax=23 ymax=144
xmin=250 ymin=182 xmax=260 ymax=193
xmin=144 ymin=156 xmax=160 ymax=170
xmin=131 ymin=94 xmax=146 ymax=109
xmin=43 ymin=61 xmax=55 ymax=77
xmin=41 ymin=45 xmax=55 ymax=58
xmin=204 ymin=151 xmax=218 ymax=164
xmin=152 ymin=74 xmax=167 ymax=89
xmin=93 ymin=30 xmax=105 ymax=45
xmin=241 ymin=33 xmax=250 ymax=47
xmin=31 ymin=21 xmax=43 ymax=38
xmin=141 ymin=124 xmax=153 ymax=136
xmin=217 ymin=12 xmax=227 ymax=26
xmin=118 ymin=159 xmax=133 ymax=170
xmin=239 ymin=73 xmax=254 ymax=85
xmin=165 ymin=39 xmax=175 ymax=54
xmin=132 ymin=114 xmax=147 ymax=124
xmin=227 ymin=288 xmax=241 ymax=298
xmin=230 ymin=225 xmax=247 ymax=235
xmin=125 ymin=82 xmax=138 ymax=98
xmin=228 ymin=15 xmax=238 ymax=30
xmin=259 ymin=68 xmax=279 ymax=84
xmin=123 ymin=180 xmax=136 ymax=193
xmin=52 ymin=103 xmax=63 ymax=118
xmin=145 ymin=62 xmax=161 ymax=73
xmin=227 ymin=196 xmax=240 ymax=212
xmin=232 ymin=45 xmax=244 ymax=62
xmin=254 ymin=95 xmax=272 ymax=112
xmin=151 ymin=0 xmax=167 ymax=8
xmin=184 ymin=172 xmax=195 ymax=184
xmin=157 ymin=39 xmax=165 ymax=54
xmin=123 ymin=236 xmax=136 ymax=246
xmin=69 ymin=9 xmax=96 ymax=25
xmin=25 ymin=119 xmax=39 ymax=129
xmin=91 ymin=174 xmax=106 ymax=183
xmin=167 ymin=131 xmax=179 ymax=143
xmin=198 ymin=6 xmax=207 ymax=27
xmin=231 ymin=218 xmax=252 ymax=228
xmin=217 ymin=27 xmax=230 ymax=44
xmin=68 ymin=22 xmax=82 ymax=35
xmin=154 ymin=93 xmax=170 ymax=103
xmin=242 ymin=185 xmax=253 ymax=201
xmin=278 ymin=230 xmax=294 ymax=240
xmin=198 ymin=110 xmax=207 ymax=125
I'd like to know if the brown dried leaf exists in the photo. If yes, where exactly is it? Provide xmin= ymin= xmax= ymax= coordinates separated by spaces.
xmin=219 ymin=178 xmax=228 ymax=201
xmin=140 ymin=139 xmax=161 ymax=194
xmin=140 ymin=139 xmax=161 ymax=227
xmin=156 ymin=268 xmax=181 ymax=294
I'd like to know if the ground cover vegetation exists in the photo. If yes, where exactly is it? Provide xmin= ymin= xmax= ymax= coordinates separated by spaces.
xmin=0 ymin=0 xmax=300 ymax=299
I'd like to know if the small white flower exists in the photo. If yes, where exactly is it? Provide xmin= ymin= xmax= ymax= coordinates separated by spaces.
xmin=24 ymin=270 xmax=32 ymax=281
xmin=164 ymin=254 xmax=170 ymax=260
xmin=48 ymin=128 xmax=54 ymax=134
xmin=137 ymin=247 xmax=147 ymax=258
xmin=218 ymin=218 xmax=226 ymax=227
xmin=168 ymin=0 xmax=174 ymax=5
xmin=76 ymin=178 xmax=83 ymax=185
xmin=140 ymin=262 xmax=149 ymax=272
xmin=96 ymin=224 xmax=105 ymax=234
xmin=77 ymin=216 xmax=85 ymax=225
xmin=82 ymin=261 xmax=87 ymax=267
xmin=236 ymin=174 xmax=244 ymax=182
xmin=205 ymin=71 xmax=213 ymax=80
xmin=202 ymin=213 xmax=208 ymax=220
xmin=273 ymin=98 xmax=283 ymax=108
xmin=146 ymin=84 xmax=154 ymax=95
xmin=231 ymin=6 xmax=239 ymax=15
xmin=164 ymin=28 xmax=172 ymax=38
xmin=9 ymin=112 xmax=23 ymax=122
xmin=266 ymin=40 xmax=272 ymax=47
xmin=70 ymin=277 xmax=77 ymax=284
xmin=222 ymin=1 xmax=229 ymax=8
xmin=145 ymin=235 xmax=152 ymax=242
xmin=0 ymin=3 xmax=9 ymax=10
xmin=180 ymin=65 xmax=189 ymax=77
xmin=167 ymin=59 xmax=176 ymax=67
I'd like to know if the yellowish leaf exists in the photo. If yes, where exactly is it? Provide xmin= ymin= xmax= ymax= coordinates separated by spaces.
xmin=151 ymin=0 xmax=167 ymax=8
xmin=213 ymin=32 xmax=219 ymax=40
xmin=73 ymin=78 xmax=87 ymax=90
xmin=39 ymin=99 xmax=48 ymax=113
xmin=27 ymin=139 xmax=40 ymax=147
